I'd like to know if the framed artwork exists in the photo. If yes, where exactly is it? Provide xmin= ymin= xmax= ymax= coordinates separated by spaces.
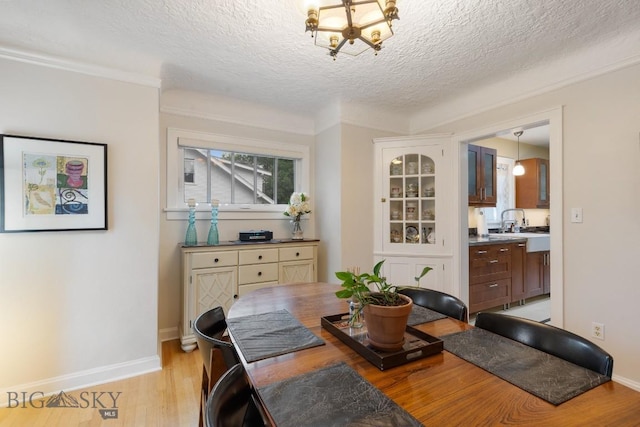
xmin=0 ymin=134 xmax=107 ymax=232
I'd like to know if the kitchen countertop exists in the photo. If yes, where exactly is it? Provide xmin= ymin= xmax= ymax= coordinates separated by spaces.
xmin=468 ymin=235 xmax=527 ymax=246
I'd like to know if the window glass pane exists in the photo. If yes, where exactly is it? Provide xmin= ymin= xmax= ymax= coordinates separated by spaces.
xmin=184 ymin=159 xmax=195 ymax=184
xmin=210 ymin=149 xmax=229 ymax=204
xmin=256 ymin=156 xmax=275 ymax=205
xmin=276 ymin=158 xmax=294 ymax=204
xmin=184 ymin=146 xmax=297 ymax=206
xmin=231 ymin=153 xmax=255 ymax=204
xmin=183 ymin=148 xmax=207 ymax=203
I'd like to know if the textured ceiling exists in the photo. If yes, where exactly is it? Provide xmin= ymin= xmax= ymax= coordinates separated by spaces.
xmin=1 ymin=0 xmax=640 ymax=121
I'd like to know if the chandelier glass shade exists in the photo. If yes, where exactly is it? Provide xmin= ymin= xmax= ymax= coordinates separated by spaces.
xmin=305 ymin=0 xmax=399 ymax=58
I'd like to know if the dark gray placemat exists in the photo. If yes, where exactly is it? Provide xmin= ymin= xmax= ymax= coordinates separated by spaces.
xmin=258 ymin=362 xmax=423 ymax=427
xmin=227 ymin=309 xmax=324 ymax=363
xmin=442 ymin=328 xmax=610 ymax=405
xmin=407 ymin=305 xmax=447 ymax=326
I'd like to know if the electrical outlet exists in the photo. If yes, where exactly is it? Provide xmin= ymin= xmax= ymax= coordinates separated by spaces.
xmin=592 ymin=322 xmax=605 ymax=340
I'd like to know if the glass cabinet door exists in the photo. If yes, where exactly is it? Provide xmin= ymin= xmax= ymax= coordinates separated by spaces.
xmin=387 ymin=152 xmax=438 ymax=248
xmin=483 ymin=150 xmax=496 ymax=201
xmin=538 ymin=159 xmax=549 ymax=205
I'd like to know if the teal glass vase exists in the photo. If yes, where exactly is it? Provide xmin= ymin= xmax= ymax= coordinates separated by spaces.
xmin=185 ymin=199 xmax=197 ymax=246
xmin=207 ymin=200 xmax=219 ymax=245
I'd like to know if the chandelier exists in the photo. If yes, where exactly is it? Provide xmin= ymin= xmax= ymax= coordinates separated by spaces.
xmin=304 ymin=0 xmax=399 ymax=59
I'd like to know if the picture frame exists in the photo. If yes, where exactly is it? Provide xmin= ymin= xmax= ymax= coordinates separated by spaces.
xmin=0 ymin=134 xmax=107 ymax=232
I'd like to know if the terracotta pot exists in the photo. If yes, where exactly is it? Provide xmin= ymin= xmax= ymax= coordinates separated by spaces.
xmin=363 ymin=293 xmax=413 ymax=352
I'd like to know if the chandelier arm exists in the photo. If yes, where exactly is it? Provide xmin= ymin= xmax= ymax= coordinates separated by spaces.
xmin=344 ymin=3 xmax=354 ymax=28
xmin=332 ymin=38 xmax=349 ymax=54
xmin=359 ymin=37 xmax=379 ymax=48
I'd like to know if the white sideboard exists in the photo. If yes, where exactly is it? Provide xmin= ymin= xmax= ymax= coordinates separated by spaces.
xmin=180 ymin=239 xmax=319 ymax=351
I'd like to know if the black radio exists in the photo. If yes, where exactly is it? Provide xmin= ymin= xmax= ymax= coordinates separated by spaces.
xmin=239 ymin=230 xmax=273 ymax=241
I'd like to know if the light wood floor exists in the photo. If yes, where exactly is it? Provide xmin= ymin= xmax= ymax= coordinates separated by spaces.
xmin=0 ymin=340 xmax=202 ymax=427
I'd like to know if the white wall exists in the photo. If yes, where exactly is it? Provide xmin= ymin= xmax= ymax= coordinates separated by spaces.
xmin=0 ymin=58 xmax=161 ymax=402
xmin=315 ymin=123 xmax=341 ymax=282
xmin=158 ymin=108 xmax=316 ymax=338
xmin=341 ymin=124 xmax=398 ymax=274
xmin=426 ymin=62 xmax=640 ymax=387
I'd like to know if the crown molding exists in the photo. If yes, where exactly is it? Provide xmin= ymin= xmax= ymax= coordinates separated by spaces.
xmin=410 ymin=29 xmax=640 ymax=133
xmin=313 ymin=101 xmax=411 ymax=135
xmin=161 ymin=90 xmax=315 ymax=136
xmin=0 ymin=46 xmax=161 ymax=88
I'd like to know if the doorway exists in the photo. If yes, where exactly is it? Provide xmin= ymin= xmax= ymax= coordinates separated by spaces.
xmin=454 ymin=108 xmax=563 ymax=328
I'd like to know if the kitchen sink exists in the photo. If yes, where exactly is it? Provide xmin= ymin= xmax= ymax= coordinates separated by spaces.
xmin=488 ymin=232 xmax=550 ymax=252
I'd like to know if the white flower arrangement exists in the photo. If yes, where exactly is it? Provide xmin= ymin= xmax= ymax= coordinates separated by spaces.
xmin=284 ymin=192 xmax=311 ymax=220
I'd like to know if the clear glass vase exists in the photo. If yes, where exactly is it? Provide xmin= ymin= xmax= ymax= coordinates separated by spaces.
xmin=291 ymin=217 xmax=304 ymax=240
xmin=349 ymin=300 xmax=364 ymax=328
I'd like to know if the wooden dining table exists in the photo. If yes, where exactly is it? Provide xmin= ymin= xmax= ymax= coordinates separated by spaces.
xmin=227 ymin=282 xmax=640 ymax=425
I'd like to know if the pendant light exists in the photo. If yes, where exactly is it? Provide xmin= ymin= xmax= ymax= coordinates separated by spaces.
xmin=513 ymin=130 xmax=525 ymax=176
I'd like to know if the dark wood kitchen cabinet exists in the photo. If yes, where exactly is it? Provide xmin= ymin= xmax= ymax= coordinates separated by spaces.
xmin=516 ymin=158 xmax=549 ymax=208
xmin=524 ymin=250 xmax=551 ymax=298
xmin=510 ymin=241 xmax=527 ymax=303
xmin=468 ymin=144 xmax=497 ymax=207
xmin=469 ymin=243 xmax=511 ymax=313
xmin=542 ymin=251 xmax=551 ymax=294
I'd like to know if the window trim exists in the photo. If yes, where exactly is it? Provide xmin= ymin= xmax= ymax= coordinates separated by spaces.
xmin=166 ymin=128 xmax=310 ymax=220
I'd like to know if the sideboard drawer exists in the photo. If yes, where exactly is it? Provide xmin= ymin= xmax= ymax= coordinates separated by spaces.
xmin=238 ymin=248 xmax=279 ymax=265
xmin=238 ymin=263 xmax=279 ymax=285
xmin=279 ymin=246 xmax=314 ymax=262
xmin=191 ymin=251 xmax=238 ymax=269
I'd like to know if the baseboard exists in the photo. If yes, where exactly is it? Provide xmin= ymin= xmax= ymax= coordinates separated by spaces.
xmin=1 ymin=354 xmax=161 ymax=408
xmin=159 ymin=326 xmax=179 ymax=342
xmin=612 ymin=375 xmax=640 ymax=392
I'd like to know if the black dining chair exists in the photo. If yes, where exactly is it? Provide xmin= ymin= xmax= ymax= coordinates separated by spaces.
xmin=474 ymin=312 xmax=614 ymax=377
xmin=205 ymin=363 xmax=271 ymax=427
xmin=398 ymin=287 xmax=468 ymax=322
xmin=194 ymin=307 xmax=241 ymax=427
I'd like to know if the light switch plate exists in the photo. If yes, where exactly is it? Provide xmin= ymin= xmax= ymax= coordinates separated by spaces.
xmin=571 ymin=207 xmax=583 ymax=223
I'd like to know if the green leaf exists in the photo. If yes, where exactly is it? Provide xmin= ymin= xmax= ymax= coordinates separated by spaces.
xmin=414 ymin=266 xmax=433 ymax=282
xmin=335 ymin=271 xmax=354 ymax=281
xmin=372 ymin=259 xmax=385 ymax=276
xmin=335 ymin=289 xmax=353 ymax=299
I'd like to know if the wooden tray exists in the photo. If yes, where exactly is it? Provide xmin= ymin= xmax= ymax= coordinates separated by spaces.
xmin=321 ymin=313 xmax=443 ymax=370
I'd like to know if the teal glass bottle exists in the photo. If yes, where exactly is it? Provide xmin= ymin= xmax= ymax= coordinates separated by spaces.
xmin=207 ymin=199 xmax=219 ymax=245
xmin=184 ymin=198 xmax=198 ymax=246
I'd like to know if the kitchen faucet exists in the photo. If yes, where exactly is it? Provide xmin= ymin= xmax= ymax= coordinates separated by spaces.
xmin=500 ymin=209 xmax=526 ymax=232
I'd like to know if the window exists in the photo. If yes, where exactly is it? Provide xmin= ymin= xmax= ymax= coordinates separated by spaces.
xmin=182 ymin=147 xmax=295 ymax=205
xmin=166 ymin=128 xmax=310 ymax=218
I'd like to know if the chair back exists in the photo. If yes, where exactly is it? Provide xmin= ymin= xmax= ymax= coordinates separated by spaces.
xmin=475 ymin=312 xmax=613 ymax=377
xmin=205 ymin=364 xmax=271 ymax=427
xmin=399 ymin=288 xmax=468 ymax=322
xmin=193 ymin=307 xmax=240 ymax=376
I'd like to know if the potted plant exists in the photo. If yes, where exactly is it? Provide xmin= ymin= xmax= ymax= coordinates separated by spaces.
xmin=335 ymin=260 xmax=432 ymax=352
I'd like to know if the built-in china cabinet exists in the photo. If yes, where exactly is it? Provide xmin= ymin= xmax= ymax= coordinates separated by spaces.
xmin=373 ymin=135 xmax=453 ymax=295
